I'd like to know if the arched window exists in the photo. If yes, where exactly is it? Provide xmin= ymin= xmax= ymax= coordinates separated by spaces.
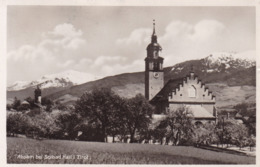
xmin=159 ymin=63 xmax=163 ymax=70
xmin=188 ymin=85 xmax=196 ymax=97
xmin=154 ymin=62 xmax=159 ymax=71
xmin=153 ymin=50 xmax=159 ymax=59
xmin=153 ymin=51 xmax=159 ymax=58
xmin=149 ymin=63 xmax=153 ymax=70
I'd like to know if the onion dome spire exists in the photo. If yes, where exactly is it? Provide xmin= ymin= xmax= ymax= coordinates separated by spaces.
xmin=151 ymin=19 xmax=157 ymax=43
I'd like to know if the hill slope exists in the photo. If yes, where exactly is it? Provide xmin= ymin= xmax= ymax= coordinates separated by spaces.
xmin=8 ymin=53 xmax=256 ymax=109
xmin=46 ymin=56 xmax=255 ymax=109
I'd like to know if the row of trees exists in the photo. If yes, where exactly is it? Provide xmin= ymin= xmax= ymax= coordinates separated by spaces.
xmin=7 ymin=88 xmax=154 ymax=143
xmin=74 ymin=88 xmax=154 ymax=142
xmin=7 ymin=88 xmax=256 ymax=149
xmin=7 ymin=96 xmax=54 ymax=111
xmin=7 ymin=109 xmax=79 ymax=139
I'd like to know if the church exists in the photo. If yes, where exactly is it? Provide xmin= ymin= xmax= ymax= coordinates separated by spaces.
xmin=145 ymin=21 xmax=217 ymax=123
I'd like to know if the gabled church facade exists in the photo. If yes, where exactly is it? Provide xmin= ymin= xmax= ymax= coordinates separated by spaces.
xmin=145 ymin=21 xmax=217 ymax=123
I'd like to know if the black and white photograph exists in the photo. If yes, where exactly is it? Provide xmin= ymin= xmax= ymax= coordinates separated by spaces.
xmin=5 ymin=2 xmax=257 ymax=165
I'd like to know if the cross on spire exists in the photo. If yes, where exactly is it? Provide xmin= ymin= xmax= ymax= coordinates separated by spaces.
xmin=153 ymin=19 xmax=156 ymax=35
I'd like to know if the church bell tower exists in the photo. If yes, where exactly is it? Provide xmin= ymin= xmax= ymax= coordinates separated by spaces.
xmin=34 ymin=85 xmax=42 ymax=104
xmin=145 ymin=20 xmax=164 ymax=100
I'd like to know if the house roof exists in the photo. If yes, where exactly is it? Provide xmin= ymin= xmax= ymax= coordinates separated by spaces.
xmin=235 ymin=112 xmax=243 ymax=118
xmin=152 ymin=114 xmax=166 ymax=123
xmin=21 ymin=101 xmax=30 ymax=105
xmin=152 ymin=105 xmax=215 ymax=121
xmin=150 ymin=114 xmax=166 ymax=129
xmin=186 ymin=105 xmax=215 ymax=118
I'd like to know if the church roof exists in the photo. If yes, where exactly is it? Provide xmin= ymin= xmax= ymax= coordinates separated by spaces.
xmin=146 ymin=42 xmax=162 ymax=50
xmin=186 ymin=105 xmax=215 ymax=118
xmin=146 ymin=20 xmax=162 ymax=52
xmin=150 ymin=77 xmax=184 ymax=103
xmin=150 ymin=71 xmax=215 ymax=103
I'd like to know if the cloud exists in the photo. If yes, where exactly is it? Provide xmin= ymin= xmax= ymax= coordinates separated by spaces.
xmin=114 ymin=19 xmax=228 ymax=68
xmin=44 ymin=23 xmax=83 ymax=38
xmin=116 ymin=28 xmax=151 ymax=46
xmin=157 ymin=20 xmax=227 ymax=66
xmin=115 ymin=28 xmax=152 ymax=63
xmin=191 ymin=20 xmax=226 ymax=41
xmin=100 ymin=59 xmax=144 ymax=76
xmin=57 ymin=60 xmax=75 ymax=68
xmin=8 ymin=19 xmax=253 ymax=85
xmin=8 ymin=23 xmax=87 ymax=83
xmin=93 ymin=56 xmax=127 ymax=66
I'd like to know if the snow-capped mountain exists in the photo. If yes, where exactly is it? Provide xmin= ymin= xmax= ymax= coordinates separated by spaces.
xmin=171 ymin=50 xmax=256 ymax=73
xmin=202 ymin=51 xmax=255 ymax=70
xmin=8 ymin=70 xmax=102 ymax=91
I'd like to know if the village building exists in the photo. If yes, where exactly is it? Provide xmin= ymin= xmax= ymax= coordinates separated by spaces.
xmin=145 ymin=21 xmax=217 ymax=123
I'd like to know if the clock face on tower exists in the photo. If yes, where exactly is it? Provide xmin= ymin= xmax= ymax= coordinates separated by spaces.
xmin=153 ymin=72 xmax=159 ymax=78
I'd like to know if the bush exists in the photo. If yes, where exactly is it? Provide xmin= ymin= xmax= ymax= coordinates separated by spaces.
xmin=76 ymin=123 xmax=104 ymax=142
xmin=25 ymin=111 xmax=62 ymax=139
xmin=153 ymin=107 xmax=194 ymax=146
xmin=192 ymin=123 xmax=218 ymax=146
xmin=12 ymin=97 xmax=21 ymax=110
xmin=7 ymin=112 xmax=30 ymax=136
xmin=52 ymin=110 xmax=81 ymax=140
xmin=6 ymin=104 xmax=12 ymax=110
xmin=216 ymin=118 xmax=250 ymax=148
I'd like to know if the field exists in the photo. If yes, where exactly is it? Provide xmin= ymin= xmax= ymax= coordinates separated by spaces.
xmin=7 ymin=137 xmax=255 ymax=164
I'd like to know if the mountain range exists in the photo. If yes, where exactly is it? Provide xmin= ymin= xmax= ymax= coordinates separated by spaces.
xmin=7 ymin=52 xmax=256 ymax=110
xmin=8 ymin=70 xmax=102 ymax=91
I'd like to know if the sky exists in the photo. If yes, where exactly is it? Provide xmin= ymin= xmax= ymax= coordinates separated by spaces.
xmin=7 ymin=6 xmax=256 ymax=84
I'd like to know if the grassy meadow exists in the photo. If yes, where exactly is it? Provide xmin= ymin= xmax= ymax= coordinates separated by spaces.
xmin=7 ymin=137 xmax=255 ymax=164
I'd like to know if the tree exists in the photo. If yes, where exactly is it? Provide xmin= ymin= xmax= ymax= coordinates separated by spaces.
xmin=248 ymin=135 xmax=256 ymax=151
xmin=121 ymin=94 xmax=154 ymax=143
xmin=24 ymin=97 xmax=35 ymax=108
xmin=76 ymin=121 xmax=104 ymax=142
xmin=234 ymin=102 xmax=255 ymax=117
xmin=216 ymin=118 xmax=249 ymax=148
xmin=17 ymin=103 xmax=30 ymax=111
xmin=41 ymin=97 xmax=54 ymax=112
xmin=157 ymin=106 xmax=194 ymax=146
xmin=12 ymin=97 xmax=21 ymax=110
xmin=53 ymin=110 xmax=81 ymax=140
xmin=74 ymin=88 xmax=123 ymax=142
xmin=152 ymin=125 xmax=167 ymax=144
xmin=106 ymin=96 xmax=127 ymax=142
xmin=6 ymin=104 xmax=12 ymax=110
xmin=27 ymin=111 xmax=62 ymax=139
xmin=229 ymin=121 xmax=249 ymax=149
xmin=41 ymin=97 xmax=53 ymax=106
xmin=192 ymin=122 xmax=218 ymax=146
xmin=7 ymin=112 xmax=30 ymax=136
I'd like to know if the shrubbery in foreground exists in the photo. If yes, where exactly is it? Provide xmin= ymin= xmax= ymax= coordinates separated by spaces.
xmin=7 ymin=88 xmax=256 ymax=149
